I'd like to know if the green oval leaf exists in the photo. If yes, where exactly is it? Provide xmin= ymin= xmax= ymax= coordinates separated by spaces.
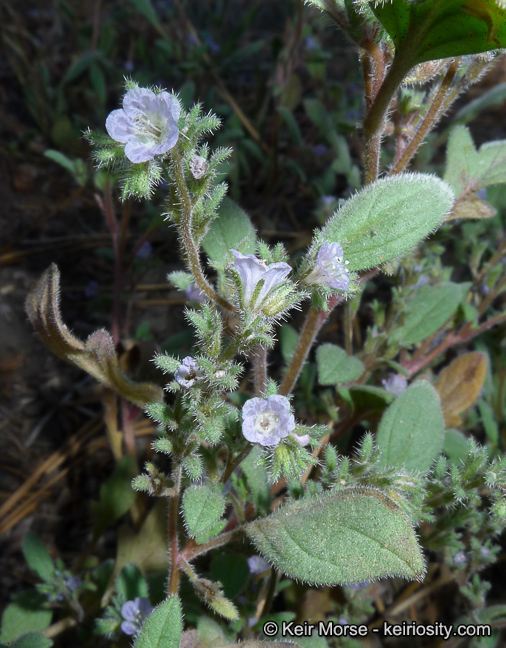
xmin=320 ymin=173 xmax=454 ymax=271
xmin=316 ymin=343 xmax=365 ymax=384
xmin=202 ymin=197 xmax=256 ymax=267
xmin=10 ymin=633 xmax=53 ymax=648
xmin=376 ymin=381 xmax=444 ymax=474
xmin=133 ymin=596 xmax=182 ymax=648
xmin=372 ymin=0 xmax=506 ymax=63
xmin=22 ymin=533 xmax=54 ymax=582
xmin=0 ymin=591 xmax=53 ymax=644
xmin=391 ymin=282 xmax=466 ymax=346
xmin=182 ymin=484 xmax=225 ymax=538
xmin=245 ymin=487 xmax=425 ymax=585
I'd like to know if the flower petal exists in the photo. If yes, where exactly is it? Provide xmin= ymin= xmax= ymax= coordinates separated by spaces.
xmin=123 ymin=87 xmax=155 ymax=118
xmin=105 ymin=109 xmax=134 ymax=143
xmin=124 ymin=138 xmax=156 ymax=163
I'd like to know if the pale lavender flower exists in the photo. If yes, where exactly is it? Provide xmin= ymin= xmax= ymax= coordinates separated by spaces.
xmin=454 ymin=551 xmax=467 ymax=565
xmin=185 ymin=283 xmax=207 ymax=303
xmin=175 ymin=356 xmax=204 ymax=388
xmin=321 ymin=195 xmax=336 ymax=207
xmin=247 ymin=556 xmax=270 ymax=574
xmin=65 ymin=576 xmax=81 ymax=591
xmin=120 ymin=597 xmax=153 ymax=636
xmin=292 ymin=432 xmax=311 ymax=447
xmin=413 ymin=275 xmax=429 ymax=289
xmin=230 ymin=249 xmax=291 ymax=312
xmin=242 ymin=395 xmax=295 ymax=446
xmin=106 ymin=87 xmax=180 ymax=163
xmin=306 ymin=242 xmax=350 ymax=292
xmin=189 ymin=155 xmax=209 ymax=179
xmin=382 ymin=373 xmax=408 ymax=397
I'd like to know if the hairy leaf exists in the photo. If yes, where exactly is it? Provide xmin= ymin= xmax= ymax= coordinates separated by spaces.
xmin=133 ymin=596 xmax=182 ymax=648
xmin=391 ymin=282 xmax=467 ymax=346
xmin=22 ymin=533 xmax=55 ymax=583
xmin=320 ymin=174 xmax=453 ymax=271
xmin=202 ymin=197 xmax=256 ymax=267
xmin=316 ymin=343 xmax=365 ymax=384
xmin=376 ymin=381 xmax=444 ymax=473
xmin=182 ymin=484 xmax=225 ymax=537
xmin=246 ymin=487 xmax=425 ymax=585
xmin=0 ymin=591 xmax=53 ymax=644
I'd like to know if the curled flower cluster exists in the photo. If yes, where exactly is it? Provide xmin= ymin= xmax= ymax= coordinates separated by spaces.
xmin=106 ymin=88 xmax=180 ymax=163
xmin=175 ymin=356 xmax=204 ymax=388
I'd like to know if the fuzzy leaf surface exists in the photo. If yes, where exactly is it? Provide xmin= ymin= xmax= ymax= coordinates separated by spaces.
xmin=320 ymin=174 xmax=453 ymax=271
xmin=0 ymin=591 xmax=53 ymax=643
xmin=316 ymin=343 xmax=364 ymax=384
xmin=202 ymin=197 xmax=256 ymax=266
xmin=182 ymin=484 xmax=225 ymax=537
xmin=391 ymin=282 xmax=466 ymax=346
xmin=376 ymin=381 xmax=444 ymax=473
xmin=245 ymin=487 xmax=425 ymax=585
xmin=133 ymin=596 xmax=182 ymax=648
xmin=9 ymin=634 xmax=53 ymax=648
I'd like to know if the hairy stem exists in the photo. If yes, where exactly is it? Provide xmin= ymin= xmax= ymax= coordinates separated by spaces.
xmin=280 ymin=295 xmax=341 ymax=397
xmin=389 ymin=59 xmax=460 ymax=175
xmin=170 ymin=149 xmax=234 ymax=311
xmin=167 ymin=466 xmax=182 ymax=596
xmin=362 ymin=53 xmax=413 ymax=184
xmin=250 ymin=345 xmax=268 ymax=396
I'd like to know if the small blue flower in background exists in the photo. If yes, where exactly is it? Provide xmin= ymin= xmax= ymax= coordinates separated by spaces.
xmin=242 ymin=395 xmax=295 ymax=446
xmin=321 ymin=195 xmax=336 ymax=207
xmin=453 ymin=551 xmax=467 ymax=565
xmin=175 ymin=356 xmax=204 ymax=388
xmin=247 ymin=555 xmax=270 ymax=574
xmin=382 ymin=373 xmax=408 ymax=397
xmin=185 ymin=283 xmax=207 ymax=303
xmin=135 ymin=241 xmax=153 ymax=259
xmin=312 ymin=144 xmax=328 ymax=156
xmin=413 ymin=274 xmax=429 ymax=289
xmin=84 ymin=280 xmax=99 ymax=298
xmin=120 ymin=597 xmax=153 ymax=636
xmin=106 ymin=88 xmax=180 ymax=163
xmin=230 ymin=250 xmax=291 ymax=312
xmin=306 ymin=242 xmax=350 ymax=292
